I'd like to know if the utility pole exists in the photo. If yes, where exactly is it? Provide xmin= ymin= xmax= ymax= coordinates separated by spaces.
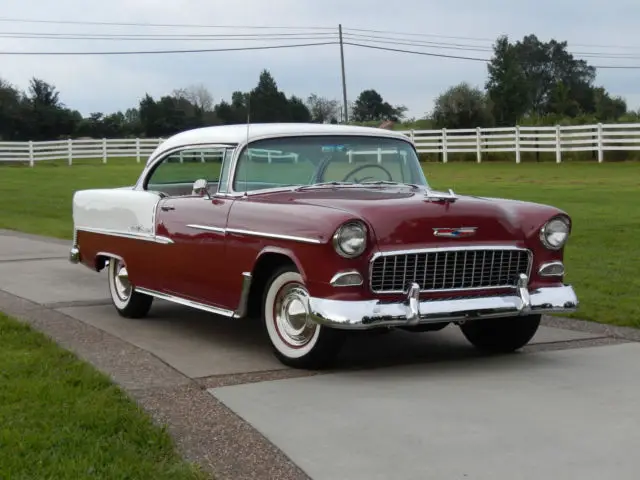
xmin=338 ymin=24 xmax=348 ymax=123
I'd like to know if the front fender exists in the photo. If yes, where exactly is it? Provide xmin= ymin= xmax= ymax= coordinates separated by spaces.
xmin=254 ymin=246 xmax=308 ymax=283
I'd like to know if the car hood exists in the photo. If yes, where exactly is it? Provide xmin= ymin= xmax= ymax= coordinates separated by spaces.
xmin=279 ymin=187 xmax=563 ymax=249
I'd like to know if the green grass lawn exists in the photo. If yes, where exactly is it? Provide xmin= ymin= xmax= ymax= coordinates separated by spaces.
xmin=0 ymin=312 xmax=206 ymax=479
xmin=0 ymin=159 xmax=638 ymax=328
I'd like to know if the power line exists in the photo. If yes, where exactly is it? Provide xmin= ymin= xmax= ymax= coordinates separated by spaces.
xmin=0 ymin=17 xmax=335 ymax=30
xmin=0 ymin=33 xmax=336 ymax=42
xmin=343 ymin=27 xmax=640 ymax=51
xmin=5 ymin=29 xmax=639 ymax=59
xmin=342 ymin=34 xmax=493 ymax=53
xmin=342 ymin=35 xmax=640 ymax=60
xmin=0 ymin=41 xmax=338 ymax=55
xmin=345 ymin=41 xmax=640 ymax=69
xmin=343 ymin=27 xmax=494 ymax=43
xmin=0 ymin=31 xmax=337 ymax=39
xmin=3 ymin=16 xmax=640 ymax=51
xmin=343 ymin=42 xmax=490 ymax=62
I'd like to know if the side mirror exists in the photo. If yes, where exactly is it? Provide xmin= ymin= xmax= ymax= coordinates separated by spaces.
xmin=192 ymin=178 xmax=211 ymax=198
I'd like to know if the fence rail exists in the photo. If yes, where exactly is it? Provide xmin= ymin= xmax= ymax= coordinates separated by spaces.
xmin=1 ymin=122 xmax=639 ymax=165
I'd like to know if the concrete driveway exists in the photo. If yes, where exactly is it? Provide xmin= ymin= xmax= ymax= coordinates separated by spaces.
xmin=1 ymin=229 xmax=638 ymax=479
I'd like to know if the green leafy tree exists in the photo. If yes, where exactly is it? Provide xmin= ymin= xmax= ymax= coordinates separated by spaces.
xmin=247 ymin=70 xmax=292 ymax=122
xmin=431 ymin=82 xmax=494 ymax=129
xmin=486 ymin=34 xmax=615 ymax=125
xmin=486 ymin=37 xmax=529 ymax=125
xmin=351 ymin=89 xmax=406 ymax=122
xmin=306 ymin=93 xmax=339 ymax=123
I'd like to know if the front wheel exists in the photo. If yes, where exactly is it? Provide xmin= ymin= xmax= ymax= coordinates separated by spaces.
xmin=107 ymin=257 xmax=153 ymax=319
xmin=459 ymin=314 xmax=541 ymax=353
xmin=263 ymin=266 xmax=346 ymax=369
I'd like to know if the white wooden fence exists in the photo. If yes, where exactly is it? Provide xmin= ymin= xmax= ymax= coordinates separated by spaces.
xmin=1 ymin=122 xmax=639 ymax=166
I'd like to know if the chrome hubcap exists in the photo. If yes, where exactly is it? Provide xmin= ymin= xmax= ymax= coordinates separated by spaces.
xmin=274 ymin=283 xmax=317 ymax=348
xmin=113 ymin=260 xmax=131 ymax=301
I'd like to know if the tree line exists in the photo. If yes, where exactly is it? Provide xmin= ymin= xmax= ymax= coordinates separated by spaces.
xmin=1 ymin=33 xmax=638 ymax=142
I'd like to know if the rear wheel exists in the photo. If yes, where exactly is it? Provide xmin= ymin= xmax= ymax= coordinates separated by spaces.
xmin=459 ymin=314 xmax=541 ymax=353
xmin=263 ymin=266 xmax=346 ymax=369
xmin=107 ymin=257 xmax=153 ymax=318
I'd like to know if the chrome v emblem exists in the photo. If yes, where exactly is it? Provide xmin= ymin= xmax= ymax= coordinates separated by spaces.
xmin=433 ymin=227 xmax=477 ymax=238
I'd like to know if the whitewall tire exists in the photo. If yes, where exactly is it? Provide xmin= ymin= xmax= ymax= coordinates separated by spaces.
xmin=107 ymin=257 xmax=153 ymax=318
xmin=263 ymin=266 xmax=345 ymax=369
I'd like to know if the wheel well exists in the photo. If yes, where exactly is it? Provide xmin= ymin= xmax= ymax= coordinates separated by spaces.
xmin=95 ymin=254 xmax=110 ymax=271
xmin=247 ymin=253 xmax=297 ymax=319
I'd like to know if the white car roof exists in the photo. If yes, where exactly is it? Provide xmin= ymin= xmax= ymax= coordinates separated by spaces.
xmin=147 ymin=123 xmax=412 ymax=164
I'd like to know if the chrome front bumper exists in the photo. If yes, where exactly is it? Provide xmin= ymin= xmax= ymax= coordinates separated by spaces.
xmin=309 ymin=274 xmax=578 ymax=330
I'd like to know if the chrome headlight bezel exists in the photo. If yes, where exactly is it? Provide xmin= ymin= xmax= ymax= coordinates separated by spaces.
xmin=539 ymin=216 xmax=571 ymax=251
xmin=332 ymin=221 xmax=368 ymax=259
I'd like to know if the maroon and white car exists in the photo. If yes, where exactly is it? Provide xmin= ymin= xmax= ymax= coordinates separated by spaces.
xmin=70 ymin=123 xmax=578 ymax=369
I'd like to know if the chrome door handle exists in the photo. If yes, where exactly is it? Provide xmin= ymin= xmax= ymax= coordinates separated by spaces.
xmin=161 ymin=204 xmax=175 ymax=211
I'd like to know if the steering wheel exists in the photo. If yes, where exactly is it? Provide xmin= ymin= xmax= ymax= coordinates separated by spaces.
xmin=342 ymin=164 xmax=393 ymax=183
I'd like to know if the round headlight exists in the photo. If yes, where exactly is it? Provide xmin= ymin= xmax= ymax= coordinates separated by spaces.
xmin=332 ymin=221 xmax=367 ymax=258
xmin=540 ymin=216 xmax=570 ymax=250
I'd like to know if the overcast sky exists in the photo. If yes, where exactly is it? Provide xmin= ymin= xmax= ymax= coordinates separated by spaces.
xmin=2 ymin=0 xmax=639 ymax=120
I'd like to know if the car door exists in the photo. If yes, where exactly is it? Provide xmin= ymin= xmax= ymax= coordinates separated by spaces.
xmin=145 ymin=145 xmax=235 ymax=308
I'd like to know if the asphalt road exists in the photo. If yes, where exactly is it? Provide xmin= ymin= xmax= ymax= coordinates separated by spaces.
xmin=1 ymin=229 xmax=639 ymax=479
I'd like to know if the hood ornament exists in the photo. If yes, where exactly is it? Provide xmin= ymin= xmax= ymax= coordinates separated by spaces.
xmin=433 ymin=227 xmax=477 ymax=238
xmin=424 ymin=188 xmax=458 ymax=203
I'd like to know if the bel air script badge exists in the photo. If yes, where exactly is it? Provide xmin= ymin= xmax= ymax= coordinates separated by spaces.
xmin=433 ymin=227 xmax=477 ymax=238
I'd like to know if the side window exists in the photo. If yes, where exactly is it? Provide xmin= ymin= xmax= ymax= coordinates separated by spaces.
xmin=146 ymin=147 xmax=227 ymax=197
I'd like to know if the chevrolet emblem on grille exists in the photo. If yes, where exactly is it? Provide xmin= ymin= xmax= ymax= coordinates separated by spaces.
xmin=433 ymin=227 xmax=477 ymax=238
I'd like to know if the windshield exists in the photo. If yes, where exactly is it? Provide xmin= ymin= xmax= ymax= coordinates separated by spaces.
xmin=232 ymin=135 xmax=428 ymax=192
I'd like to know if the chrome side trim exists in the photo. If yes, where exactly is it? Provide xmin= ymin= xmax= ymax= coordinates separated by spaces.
xmin=77 ymin=226 xmax=175 ymax=244
xmin=187 ymin=224 xmax=226 ymax=234
xmin=538 ymin=261 xmax=565 ymax=277
xmin=368 ymin=245 xmax=533 ymax=294
xmin=308 ymin=277 xmax=579 ymax=330
xmin=186 ymin=224 xmax=323 ymax=244
xmin=226 ymin=228 xmax=323 ymax=244
xmin=81 ymin=224 xmax=320 ymax=245
xmin=234 ymin=272 xmax=253 ymax=318
xmin=135 ymin=287 xmax=236 ymax=318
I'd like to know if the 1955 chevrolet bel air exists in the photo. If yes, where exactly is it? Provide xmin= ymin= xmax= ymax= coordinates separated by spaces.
xmin=69 ymin=123 xmax=579 ymax=369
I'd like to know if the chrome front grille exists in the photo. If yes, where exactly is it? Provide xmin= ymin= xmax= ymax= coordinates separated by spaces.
xmin=370 ymin=247 xmax=532 ymax=293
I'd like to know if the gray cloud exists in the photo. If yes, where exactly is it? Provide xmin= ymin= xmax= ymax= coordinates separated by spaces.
xmin=1 ymin=0 xmax=638 ymax=120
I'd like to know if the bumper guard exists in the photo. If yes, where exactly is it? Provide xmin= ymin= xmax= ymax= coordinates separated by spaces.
xmin=309 ymin=274 xmax=578 ymax=330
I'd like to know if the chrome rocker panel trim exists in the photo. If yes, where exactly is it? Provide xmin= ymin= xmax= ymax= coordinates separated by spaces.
xmin=309 ymin=274 xmax=578 ymax=330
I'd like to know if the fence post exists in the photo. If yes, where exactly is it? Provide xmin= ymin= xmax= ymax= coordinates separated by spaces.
xmin=555 ymin=125 xmax=562 ymax=163
xmin=597 ymin=123 xmax=604 ymax=163
xmin=515 ymin=125 xmax=521 ymax=164
xmin=476 ymin=127 xmax=482 ymax=163
xmin=28 ymin=140 xmax=34 ymax=167
xmin=441 ymin=128 xmax=448 ymax=163
xmin=102 ymin=138 xmax=107 ymax=164
xmin=410 ymin=129 xmax=415 ymax=143
xmin=135 ymin=138 xmax=141 ymax=163
xmin=67 ymin=138 xmax=73 ymax=166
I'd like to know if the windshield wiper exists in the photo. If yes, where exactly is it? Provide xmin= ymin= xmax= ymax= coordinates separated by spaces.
xmin=359 ymin=180 xmax=421 ymax=189
xmin=295 ymin=181 xmax=354 ymax=191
